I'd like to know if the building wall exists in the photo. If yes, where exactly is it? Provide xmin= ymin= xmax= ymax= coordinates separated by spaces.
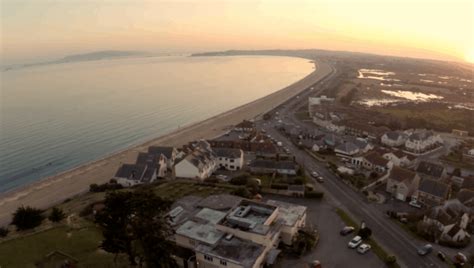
xmin=381 ymin=135 xmax=406 ymax=147
xmin=175 ymin=234 xmax=197 ymax=250
xmin=175 ymin=159 xmax=202 ymax=179
xmin=216 ymin=152 xmax=244 ymax=171
xmin=115 ymin=177 xmax=142 ymax=187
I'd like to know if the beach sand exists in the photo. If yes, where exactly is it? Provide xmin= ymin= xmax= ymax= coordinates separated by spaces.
xmin=0 ymin=60 xmax=332 ymax=225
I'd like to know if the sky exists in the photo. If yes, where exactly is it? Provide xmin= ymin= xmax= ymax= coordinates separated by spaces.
xmin=1 ymin=0 xmax=473 ymax=65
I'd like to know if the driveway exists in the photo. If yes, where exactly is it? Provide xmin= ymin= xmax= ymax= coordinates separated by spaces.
xmin=267 ymin=195 xmax=384 ymax=268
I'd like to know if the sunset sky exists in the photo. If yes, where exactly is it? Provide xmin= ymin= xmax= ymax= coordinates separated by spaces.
xmin=2 ymin=0 xmax=473 ymax=64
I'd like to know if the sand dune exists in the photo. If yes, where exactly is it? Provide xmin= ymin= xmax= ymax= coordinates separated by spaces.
xmin=0 ymin=60 xmax=332 ymax=226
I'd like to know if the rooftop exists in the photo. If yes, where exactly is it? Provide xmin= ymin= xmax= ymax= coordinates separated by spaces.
xmin=266 ymin=200 xmax=306 ymax=226
xmin=214 ymin=148 xmax=243 ymax=159
xmin=176 ymin=219 xmax=224 ymax=245
xmin=416 ymin=161 xmax=445 ymax=179
xmin=219 ymin=199 xmax=278 ymax=235
xmin=114 ymin=164 xmax=147 ymax=180
xmin=364 ymin=151 xmax=389 ymax=167
xmin=196 ymin=236 xmax=264 ymax=268
xmin=389 ymin=166 xmax=417 ymax=183
xmin=419 ymin=178 xmax=450 ymax=199
xmin=148 ymin=146 xmax=175 ymax=158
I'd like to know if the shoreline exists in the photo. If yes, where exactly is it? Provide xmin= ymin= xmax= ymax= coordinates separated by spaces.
xmin=0 ymin=60 xmax=332 ymax=225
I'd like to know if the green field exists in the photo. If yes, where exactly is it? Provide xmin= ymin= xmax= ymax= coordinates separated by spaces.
xmin=0 ymin=223 xmax=127 ymax=268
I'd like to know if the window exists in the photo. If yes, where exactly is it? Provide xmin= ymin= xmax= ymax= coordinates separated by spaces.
xmin=204 ymin=255 xmax=213 ymax=262
xmin=220 ymin=260 xmax=227 ymax=266
xmin=189 ymin=239 xmax=195 ymax=246
xmin=230 ymin=159 xmax=235 ymax=163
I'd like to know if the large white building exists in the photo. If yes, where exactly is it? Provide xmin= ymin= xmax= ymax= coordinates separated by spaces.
xmin=168 ymin=194 xmax=307 ymax=268
xmin=175 ymin=141 xmax=217 ymax=180
xmin=214 ymin=148 xmax=244 ymax=171
xmin=381 ymin=131 xmax=408 ymax=147
xmin=404 ymin=130 xmax=443 ymax=154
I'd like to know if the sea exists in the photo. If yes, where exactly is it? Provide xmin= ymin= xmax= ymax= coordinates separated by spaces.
xmin=0 ymin=55 xmax=313 ymax=193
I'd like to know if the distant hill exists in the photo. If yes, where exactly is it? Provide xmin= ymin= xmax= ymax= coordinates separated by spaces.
xmin=3 ymin=50 xmax=151 ymax=72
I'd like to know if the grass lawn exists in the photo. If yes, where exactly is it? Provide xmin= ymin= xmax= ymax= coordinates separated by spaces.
xmin=152 ymin=180 xmax=236 ymax=201
xmin=0 ymin=223 xmax=127 ymax=268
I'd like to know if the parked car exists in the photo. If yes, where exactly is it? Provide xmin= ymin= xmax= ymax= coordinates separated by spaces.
xmin=348 ymin=236 xmax=363 ymax=248
xmin=409 ymin=200 xmax=422 ymax=209
xmin=311 ymin=171 xmax=319 ymax=178
xmin=340 ymin=226 xmax=355 ymax=236
xmin=216 ymin=175 xmax=228 ymax=181
xmin=316 ymin=176 xmax=324 ymax=183
xmin=417 ymin=244 xmax=433 ymax=256
xmin=436 ymin=251 xmax=446 ymax=262
xmin=357 ymin=244 xmax=371 ymax=254
xmin=310 ymin=260 xmax=321 ymax=268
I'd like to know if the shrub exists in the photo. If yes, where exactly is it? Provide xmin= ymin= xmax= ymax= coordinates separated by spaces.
xmin=204 ymin=177 xmax=219 ymax=184
xmin=232 ymin=187 xmax=252 ymax=198
xmin=385 ymin=255 xmax=397 ymax=264
xmin=11 ymin=206 xmax=44 ymax=231
xmin=48 ymin=207 xmax=66 ymax=223
xmin=230 ymin=173 xmax=250 ymax=185
xmin=305 ymin=191 xmax=324 ymax=198
xmin=0 ymin=227 xmax=9 ymax=237
xmin=79 ymin=204 xmax=94 ymax=217
xmin=89 ymin=182 xmax=123 ymax=192
xmin=292 ymin=228 xmax=319 ymax=256
xmin=270 ymin=183 xmax=289 ymax=190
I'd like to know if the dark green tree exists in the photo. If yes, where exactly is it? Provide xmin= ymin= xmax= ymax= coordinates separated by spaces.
xmin=48 ymin=207 xmax=66 ymax=223
xmin=0 ymin=226 xmax=9 ymax=237
xmin=95 ymin=190 xmax=177 ymax=267
xmin=11 ymin=206 xmax=44 ymax=230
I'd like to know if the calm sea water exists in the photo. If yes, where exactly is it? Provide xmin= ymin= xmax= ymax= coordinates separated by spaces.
xmin=0 ymin=55 xmax=312 ymax=193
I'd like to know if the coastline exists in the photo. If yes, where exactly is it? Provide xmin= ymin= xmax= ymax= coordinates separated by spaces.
xmin=0 ymin=60 xmax=332 ymax=226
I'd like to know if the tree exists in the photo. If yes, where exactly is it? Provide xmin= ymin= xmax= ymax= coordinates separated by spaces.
xmin=95 ymin=190 xmax=177 ymax=267
xmin=11 ymin=206 xmax=44 ymax=231
xmin=357 ymin=227 xmax=372 ymax=240
xmin=0 ymin=227 xmax=9 ymax=237
xmin=292 ymin=227 xmax=319 ymax=256
xmin=48 ymin=207 xmax=66 ymax=223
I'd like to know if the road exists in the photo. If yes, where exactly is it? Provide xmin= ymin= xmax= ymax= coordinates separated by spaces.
xmin=256 ymin=64 xmax=448 ymax=267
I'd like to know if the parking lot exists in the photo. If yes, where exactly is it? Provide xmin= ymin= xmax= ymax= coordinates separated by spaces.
xmin=268 ymin=195 xmax=384 ymax=268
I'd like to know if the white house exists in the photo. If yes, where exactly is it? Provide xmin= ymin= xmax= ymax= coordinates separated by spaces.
xmin=404 ymin=130 xmax=443 ymax=154
xmin=381 ymin=131 xmax=408 ymax=147
xmin=214 ymin=148 xmax=244 ymax=171
xmin=351 ymin=151 xmax=391 ymax=173
xmin=334 ymin=142 xmax=359 ymax=158
xmin=386 ymin=166 xmax=421 ymax=201
xmin=148 ymin=146 xmax=178 ymax=169
xmin=175 ymin=141 xmax=217 ymax=180
xmin=382 ymin=150 xmax=416 ymax=167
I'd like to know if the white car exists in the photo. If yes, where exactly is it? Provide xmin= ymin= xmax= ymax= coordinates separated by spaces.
xmin=357 ymin=243 xmax=371 ymax=254
xmin=348 ymin=236 xmax=363 ymax=248
xmin=409 ymin=201 xmax=422 ymax=209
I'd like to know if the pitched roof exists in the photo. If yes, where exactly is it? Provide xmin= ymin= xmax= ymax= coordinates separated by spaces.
xmin=408 ymin=130 xmax=434 ymax=141
xmin=148 ymin=146 xmax=174 ymax=158
xmin=457 ymin=189 xmax=474 ymax=206
xmin=388 ymin=166 xmax=417 ymax=183
xmin=335 ymin=142 xmax=359 ymax=153
xmin=364 ymin=151 xmax=389 ymax=167
xmin=419 ymin=178 xmax=450 ymax=199
xmin=416 ymin=161 xmax=445 ymax=179
xmin=213 ymin=148 xmax=243 ymax=159
xmin=114 ymin=164 xmax=147 ymax=180
xmin=136 ymin=152 xmax=158 ymax=165
xmin=385 ymin=131 xmax=404 ymax=140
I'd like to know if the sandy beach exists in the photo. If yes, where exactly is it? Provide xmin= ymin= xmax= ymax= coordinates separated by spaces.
xmin=0 ymin=60 xmax=332 ymax=226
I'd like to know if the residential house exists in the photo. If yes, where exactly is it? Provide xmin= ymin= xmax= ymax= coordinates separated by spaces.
xmin=311 ymin=139 xmax=327 ymax=152
xmin=308 ymin=95 xmax=334 ymax=116
xmin=343 ymin=121 xmax=389 ymax=140
xmin=334 ymin=142 xmax=359 ymax=158
xmin=175 ymin=141 xmax=217 ymax=180
xmin=148 ymin=146 xmax=177 ymax=169
xmin=249 ymin=160 xmax=298 ymax=175
xmin=381 ymin=131 xmax=408 ymax=147
xmin=214 ymin=148 xmax=244 ymax=171
xmin=386 ymin=166 xmax=421 ymax=201
xmin=416 ymin=161 xmax=447 ymax=181
xmin=168 ymin=195 xmax=307 ymax=268
xmin=352 ymin=151 xmax=391 ymax=173
xmin=404 ymin=130 xmax=443 ymax=154
xmin=440 ymin=213 xmax=471 ymax=244
xmin=417 ymin=178 xmax=450 ymax=206
xmin=382 ymin=150 xmax=416 ymax=167
xmin=114 ymin=164 xmax=153 ymax=187
xmin=136 ymin=152 xmax=167 ymax=178
xmin=234 ymin=120 xmax=256 ymax=133
xmin=457 ymin=189 xmax=474 ymax=207
xmin=353 ymin=138 xmax=374 ymax=153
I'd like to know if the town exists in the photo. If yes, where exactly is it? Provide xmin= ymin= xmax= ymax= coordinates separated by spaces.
xmin=1 ymin=53 xmax=473 ymax=268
